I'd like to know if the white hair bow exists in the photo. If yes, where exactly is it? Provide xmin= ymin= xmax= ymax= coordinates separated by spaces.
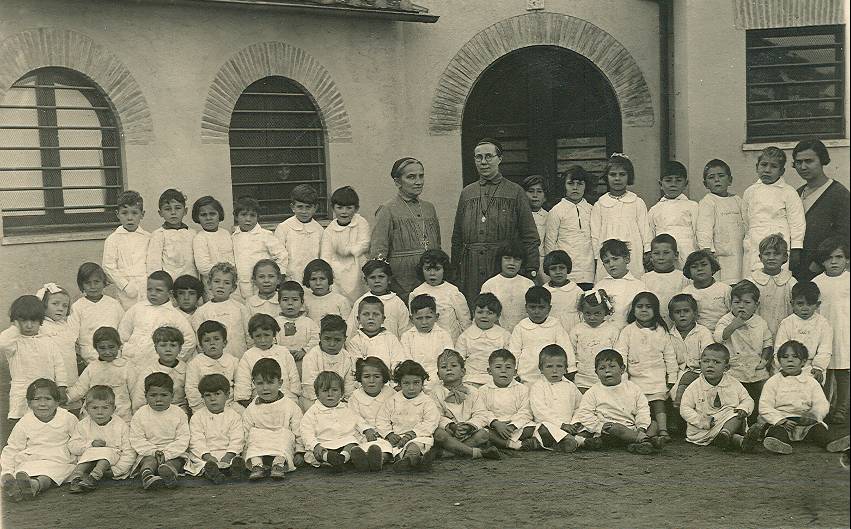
xmin=35 ymin=282 xmax=63 ymax=299
xmin=610 ymin=152 xmax=630 ymax=160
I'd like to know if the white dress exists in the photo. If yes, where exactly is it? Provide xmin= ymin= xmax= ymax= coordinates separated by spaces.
xmin=400 ymin=326 xmax=454 ymax=384
xmin=235 ymin=345 xmax=301 ymax=402
xmin=185 ymin=406 xmax=245 ymax=475
xmin=146 ymin=225 xmax=198 ymax=280
xmin=759 ymin=372 xmax=830 ymax=431
xmin=300 ymin=402 xmax=369 ymax=466
xmin=0 ymin=327 xmax=67 ymax=419
xmin=714 ymin=313 xmax=772 ymax=384
xmin=573 ymin=380 xmax=650 ymax=434
xmin=67 ymin=295 xmax=124 ymax=364
xmin=593 ymin=273 xmax=646 ymax=330
xmin=102 ymin=225 xmax=151 ymax=309
xmin=66 ymin=358 xmax=134 ymax=423
xmin=129 ymin=405 xmax=190 ymax=469
xmin=274 ymin=216 xmax=323 ymax=283
xmin=680 ymin=374 xmax=753 ymax=445
xmin=273 ymin=314 xmax=320 ymax=357
xmin=544 ymin=198 xmax=594 ymax=284
xmin=509 ymin=317 xmax=576 ymax=384
xmin=617 ymin=323 xmax=678 ymax=397
xmin=129 ymin=358 xmax=188 ymax=412
xmin=0 ymin=409 xmax=77 ymax=483
xmin=590 ymin=191 xmax=652 ymax=278
xmin=375 ymin=391 xmax=440 ymax=455
xmin=682 ymin=281 xmax=731 ymax=332
xmin=813 ymin=272 xmax=850 ymax=369
xmin=748 ymin=269 xmax=796 ymax=339
xmin=480 ymin=273 xmax=535 ymax=332
xmin=741 ymin=178 xmax=806 ymax=272
xmin=569 ymin=321 xmax=621 ymax=390
xmin=232 ymin=224 xmax=289 ymax=299
xmin=192 ymin=228 xmax=236 ymax=282
xmin=696 ymin=193 xmax=745 ymax=284
xmin=543 ymin=281 xmax=584 ymax=333
xmin=775 ymin=313 xmax=833 ymax=376
xmin=68 ymin=416 xmax=135 ymax=478
xmin=242 ymin=396 xmax=303 ymax=468
xmin=117 ymin=300 xmax=196 ymax=363
xmin=303 ymin=290 xmax=352 ymax=326
xmin=300 ymin=346 xmax=356 ymax=401
xmin=642 ymin=270 xmax=690 ymax=329
xmin=408 ymin=282 xmax=471 ymax=341
xmin=345 ymin=329 xmax=407 ymax=373
xmin=320 ymin=214 xmax=370 ymax=302
xmin=529 ymin=378 xmax=584 ymax=445
xmin=477 ymin=380 xmax=535 ymax=440
xmin=192 ymin=298 xmax=252 ymax=359
xmin=185 ymin=353 xmax=239 ymax=412
xmin=648 ymin=194 xmax=699 ymax=267
xmin=40 ymin=318 xmax=79 ymax=391
xmin=455 ymin=325 xmax=511 ymax=386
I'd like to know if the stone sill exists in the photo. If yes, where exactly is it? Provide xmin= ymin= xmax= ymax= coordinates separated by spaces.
xmin=1 ymin=229 xmax=114 ymax=246
xmin=742 ymin=139 xmax=850 ymax=151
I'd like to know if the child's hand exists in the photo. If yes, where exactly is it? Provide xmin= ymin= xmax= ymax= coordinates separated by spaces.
xmin=284 ymin=322 xmax=297 ymax=336
xmin=560 ymin=423 xmax=578 ymax=435
xmin=490 ymin=420 xmax=513 ymax=440
xmin=313 ymin=445 xmax=326 ymax=462
xmin=601 ymin=422 xmax=615 ymax=435
xmin=364 ymin=428 xmax=379 ymax=442
xmin=291 ymin=348 xmax=306 ymax=361
xmin=385 ymin=432 xmax=402 ymax=446
xmin=91 ymin=439 xmax=107 ymax=447
xmin=456 ymin=423 xmax=476 ymax=437
xmin=812 ymin=369 xmax=824 ymax=384
xmin=789 ymin=249 xmax=802 ymax=272
xmin=776 ymin=418 xmax=796 ymax=431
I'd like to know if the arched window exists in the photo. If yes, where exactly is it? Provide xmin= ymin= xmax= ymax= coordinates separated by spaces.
xmin=229 ymin=76 xmax=328 ymax=223
xmin=0 ymin=67 xmax=123 ymax=237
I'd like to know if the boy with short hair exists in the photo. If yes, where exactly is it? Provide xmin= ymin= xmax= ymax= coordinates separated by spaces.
xmin=192 ymin=262 xmax=251 ymax=359
xmin=594 ymin=239 xmax=647 ymax=330
xmin=529 ymin=345 xmax=585 ymax=452
xmin=541 ymin=250 xmax=584 ymax=333
xmin=643 ymin=234 xmax=690 ymax=329
xmin=232 ymin=196 xmax=288 ymax=299
xmin=320 ymin=186 xmax=371 ymax=302
xmin=102 ymin=190 xmax=151 ymax=309
xmin=146 ymin=188 xmax=197 ymax=281
xmin=185 ymin=374 xmax=246 ymax=483
xmin=235 ymin=314 xmax=301 ymax=407
xmin=130 ymin=326 xmax=189 ymax=413
xmin=301 ymin=315 xmax=356 ymax=405
xmin=509 ymin=286 xmax=576 ymax=385
xmin=345 ymin=297 xmax=406 ymax=372
xmin=748 ymin=233 xmax=797 ymax=337
xmin=696 ymin=159 xmax=745 ymax=284
xmin=173 ymin=274 xmax=204 ymax=317
xmin=774 ymin=282 xmax=833 ymax=383
xmin=477 ymin=349 xmax=537 ymax=451
xmin=454 ymin=293 xmax=511 ymax=387
xmin=668 ymin=294 xmax=715 ymax=408
xmin=274 ymin=281 xmax=320 ymax=368
xmin=400 ymin=294 xmax=453 ymax=384
xmin=648 ymin=161 xmax=699 ymax=268
xmin=275 ymin=184 xmax=323 ymax=285
xmin=185 ymin=321 xmax=238 ymax=413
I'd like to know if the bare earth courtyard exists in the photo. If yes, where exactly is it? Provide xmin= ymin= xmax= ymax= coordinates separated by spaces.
xmin=2 ymin=439 xmax=849 ymax=529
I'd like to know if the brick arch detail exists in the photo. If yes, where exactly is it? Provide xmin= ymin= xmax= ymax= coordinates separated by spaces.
xmin=0 ymin=28 xmax=154 ymax=144
xmin=201 ymin=41 xmax=352 ymax=144
xmin=429 ymin=12 xmax=656 ymax=135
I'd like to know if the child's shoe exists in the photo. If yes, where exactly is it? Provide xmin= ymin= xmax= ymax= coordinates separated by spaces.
xmin=554 ymin=436 xmax=578 ymax=453
xmin=203 ymin=460 xmax=225 ymax=484
xmin=325 ymin=450 xmax=347 ymax=468
xmin=229 ymin=456 xmax=246 ymax=479
xmin=481 ymin=446 xmax=503 ymax=460
xmin=520 ymin=437 xmax=541 ymax=451
xmin=157 ymin=464 xmax=178 ymax=488
xmin=269 ymin=464 xmax=288 ymax=479
xmin=67 ymin=475 xmax=85 ymax=494
xmin=248 ymin=465 xmax=266 ymax=481
xmin=763 ymin=431 xmax=793 ymax=455
xmin=2 ymin=473 xmax=22 ymax=502
xmin=418 ymin=449 xmax=435 ymax=471
xmin=141 ymin=472 xmax=164 ymax=490
xmin=366 ymin=445 xmax=384 ymax=472
xmin=742 ymin=422 xmax=767 ymax=452
xmin=826 ymin=433 xmax=850 ymax=453
xmin=713 ymin=430 xmax=732 ymax=450
xmin=392 ymin=456 xmax=413 ymax=472
xmin=78 ymin=474 xmax=98 ymax=492
xmin=349 ymin=447 xmax=370 ymax=472
xmin=627 ymin=441 xmax=655 ymax=455
xmin=582 ymin=436 xmax=604 ymax=450
xmin=15 ymin=471 xmax=36 ymax=500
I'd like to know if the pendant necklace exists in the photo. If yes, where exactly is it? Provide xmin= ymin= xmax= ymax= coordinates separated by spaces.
xmin=479 ymin=180 xmax=502 ymax=223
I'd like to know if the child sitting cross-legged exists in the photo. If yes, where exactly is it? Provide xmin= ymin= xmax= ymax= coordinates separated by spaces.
xmin=242 ymin=358 xmax=304 ymax=480
xmin=400 ymin=294 xmax=453 ymax=384
xmin=131 ymin=326 xmax=189 ymax=414
xmin=235 ymin=314 xmax=301 ymax=407
xmin=679 ymin=344 xmax=754 ymax=451
xmin=529 ymin=345 xmax=586 ymax=453
xmin=509 ymin=286 xmax=576 ymax=385
xmin=129 ymin=372 xmax=189 ymax=490
xmin=67 ymin=385 xmax=135 ymax=493
xmin=185 ymin=374 xmax=246 ymax=484
xmin=185 ymin=321 xmax=238 ymax=413
xmin=345 ymin=296 xmax=406 ymax=372
xmin=302 ymin=315 xmax=356 ymax=409
xmin=477 ymin=349 xmax=538 ymax=451
xmin=301 ymin=371 xmax=380 ymax=471
xmin=66 ymin=327 xmax=134 ymax=424
xmin=573 ymin=349 xmax=655 ymax=454
xmin=455 ymin=293 xmax=511 ymax=387
xmin=347 ymin=356 xmax=395 ymax=467
xmin=375 ymin=360 xmax=441 ymax=472
xmin=429 ymin=349 xmax=502 ymax=461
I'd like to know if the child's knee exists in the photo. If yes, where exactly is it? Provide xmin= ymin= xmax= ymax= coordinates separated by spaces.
xmin=433 ymin=427 xmax=450 ymax=443
xmin=469 ymin=429 xmax=490 ymax=446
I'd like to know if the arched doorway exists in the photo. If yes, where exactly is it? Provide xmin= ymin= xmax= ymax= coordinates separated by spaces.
xmin=461 ymin=46 xmax=622 ymax=200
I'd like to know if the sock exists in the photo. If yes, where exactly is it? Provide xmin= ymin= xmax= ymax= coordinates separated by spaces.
xmin=731 ymin=434 xmax=744 ymax=448
xmin=574 ymin=435 xmax=585 ymax=447
xmin=342 ymin=451 xmax=351 ymax=463
xmin=249 ymin=457 xmax=263 ymax=468
xmin=89 ymin=469 xmax=103 ymax=481
xmin=507 ymin=440 xmax=521 ymax=450
xmin=471 ymin=448 xmax=482 ymax=459
xmin=140 ymin=468 xmax=154 ymax=477
xmin=272 ymin=455 xmax=287 ymax=467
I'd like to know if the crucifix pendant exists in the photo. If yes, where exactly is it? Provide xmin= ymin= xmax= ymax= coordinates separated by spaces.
xmin=481 ymin=215 xmax=487 ymax=223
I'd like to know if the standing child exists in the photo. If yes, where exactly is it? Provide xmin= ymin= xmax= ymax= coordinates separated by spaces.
xmin=522 ymin=175 xmax=548 ymax=281
xmin=102 ymin=190 xmax=150 ymax=309
xmin=569 ymin=290 xmax=620 ymax=392
xmin=529 ymin=345 xmax=586 ymax=452
xmin=146 ymin=188 xmax=197 ymax=280
xmin=242 ymin=358 xmax=304 ymax=480
xmin=679 ymin=344 xmax=754 ymax=451
xmin=616 ymin=292 xmax=677 ymax=443
xmin=590 ymin=153 xmax=652 ymax=279
xmin=302 ymin=315 xmax=356 ymax=406
xmin=429 ymin=350 xmax=501 ymax=460
xmin=275 ymin=184 xmax=323 ymax=285
xmin=130 ymin=326 xmax=189 ymax=413
xmin=347 ymin=356 xmax=395 ymax=467
xmin=0 ymin=296 xmax=67 ymax=422
xmin=129 ymin=372 xmax=189 ymax=490
xmin=37 ymin=284 xmax=79 ymax=414
xmin=714 ymin=280 xmax=773 ymax=414
xmin=643 ymin=234 xmax=690 ymax=329
xmin=741 ymin=146 xmax=806 ymax=273
xmin=477 ymin=350 xmax=537 ymax=451
xmin=400 ymin=294 xmax=453 ymax=384
xmin=593 ymin=239 xmax=646 ymax=330
xmin=696 ymin=159 xmax=745 ymax=285
xmin=192 ymin=263 xmax=251 ymax=359
xmin=375 ymin=360 xmax=441 ymax=471
xmin=648 ymin=161 xmax=698 ymax=267
xmin=667 ymin=294 xmax=715 ymax=408
xmin=480 ymin=240 xmax=535 ymax=331
xmin=812 ymin=237 xmax=850 ymax=423
xmin=748 ymin=233 xmax=796 ymax=338
xmin=302 ymin=259 xmax=352 ymax=326
xmin=775 ymin=282 xmax=833 ymax=383
xmin=232 ymin=196 xmax=288 ymax=299
xmin=117 ymin=271 xmax=196 ymax=363
xmin=68 ymin=262 xmax=124 ymax=365
xmin=760 ymin=341 xmax=849 ymax=454
xmin=455 ymin=293 xmax=511 ymax=387
xmin=235 ymin=314 xmax=301 ymax=406
xmin=185 ymin=321 xmax=238 ymax=413
xmin=172 ymin=274 xmax=204 ymax=318
xmin=509 ymin=286 xmax=576 ymax=385
xmin=274 ymin=281 xmax=320 ymax=371
xmin=347 ymin=259 xmax=409 ymax=338
xmin=573 ymin=350 xmax=654 ymax=454
xmin=682 ymin=250 xmax=731 ymax=332
xmin=320 ymin=186 xmax=371 ymax=302
xmin=185 ymin=374 xmax=246 ymax=484
xmin=345 ymin=297 xmax=406 ymax=372
xmin=541 ymin=250 xmax=584 ymax=333
xmin=0 ymin=379 xmax=77 ymax=501
xmin=409 ymin=249 xmax=471 ymax=341
xmin=66 ymin=327 xmax=134 ymax=423
xmin=543 ymin=165 xmax=596 ymax=289
xmin=191 ymin=195 xmax=236 ymax=291
xmin=67 ymin=386 xmax=135 ymax=492
xmin=246 ymin=259 xmax=282 ymax=318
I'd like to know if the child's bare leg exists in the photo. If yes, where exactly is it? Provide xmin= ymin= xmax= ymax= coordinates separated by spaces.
xmin=604 ymin=423 xmax=648 ymax=444
xmin=435 ymin=427 xmax=475 ymax=457
xmin=713 ymin=416 xmax=746 ymax=449
xmin=488 ymin=429 xmax=512 ymax=449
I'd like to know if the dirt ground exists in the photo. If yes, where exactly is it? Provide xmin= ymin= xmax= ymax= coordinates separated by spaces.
xmin=2 ymin=438 xmax=849 ymax=529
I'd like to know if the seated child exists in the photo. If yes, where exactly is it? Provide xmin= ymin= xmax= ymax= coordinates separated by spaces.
xmin=642 ymin=234 xmax=690 ymax=329
xmin=541 ymin=250 xmax=584 ymax=333
xmin=682 ymin=250 xmax=731 ymax=332
xmin=245 ymin=259 xmax=281 ymax=318
xmin=191 ymin=195 xmax=236 ymax=290
xmin=477 ymin=349 xmax=537 ymax=451
xmin=66 ymin=327 xmax=134 ymax=423
xmin=130 ymin=326 xmax=189 ymax=413
xmin=0 ymin=296 xmax=68 ymax=422
xmin=346 ymin=297 xmax=406 ymax=371
xmin=186 ymin=321 xmax=238 ymax=413
xmin=67 ymin=385 xmax=135 ymax=492
xmin=593 ymin=239 xmax=647 ymax=330
xmin=146 ymin=188 xmax=198 ymax=280
xmin=759 ymin=341 xmax=849 ymax=454
xmin=409 ymin=249 xmax=471 ymax=341
xmin=118 ymin=271 xmax=196 ymax=363
xmin=347 ymin=356 xmax=396 ymax=463
xmin=529 ymin=345 xmax=586 ymax=452
xmin=480 ymin=240 xmax=535 ymax=331
xmin=185 ymin=374 xmax=246 ymax=484
xmin=680 ymin=344 xmax=754 ymax=451
xmin=695 ymin=159 xmax=745 ymax=284
xmin=0 ymin=379 xmax=77 ymax=501
xmin=68 ymin=262 xmax=124 ymax=364
xmin=274 ymin=280 xmax=320 ymax=368
xmin=301 ymin=372 xmax=378 ymax=471
xmin=232 ymin=195 xmax=288 ymax=299
xmin=320 ymin=186 xmax=371 ymax=302
xmin=129 ymin=372 xmax=189 ymax=490
xmin=569 ymin=290 xmax=621 ymax=392
xmin=573 ymin=349 xmax=654 ymax=454
xmin=274 ymin=183 xmax=323 ymax=285
xmin=302 ymin=259 xmax=352 ymax=326
xmin=400 ymin=294 xmax=453 ymax=384
xmin=430 ymin=350 xmax=501 ymax=461
xmin=172 ymin=274 xmax=203 ymax=318
xmin=509 ymin=286 xmax=576 ymax=385
xmin=235 ymin=314 xmax=301 ymax=406
xmin=375 ymin=360 xmax=441 ymax=471
xmin=455 ymin=293 xmax=511 ymax=387
xmin=748 ymin=233 xmax=796 ymax=338
xmin=648 ymin=161 xmax=699 ymax=268
xmin=191 ymin=263 xmax=251 ymax=359
xmin=301 ymin=315 xmax=356 ymax=407
xmin=242 ymin=358 xmax=304 ymax=480
xmin=668 ymin=294 xmax=715 ymax=408
xmin=102 ymin=190 xmax=150 ymax=309
xmin=775 ymin=282 xmax=833 ymax=384
xmin=347 ymin=259 xmax=410 ymax=338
